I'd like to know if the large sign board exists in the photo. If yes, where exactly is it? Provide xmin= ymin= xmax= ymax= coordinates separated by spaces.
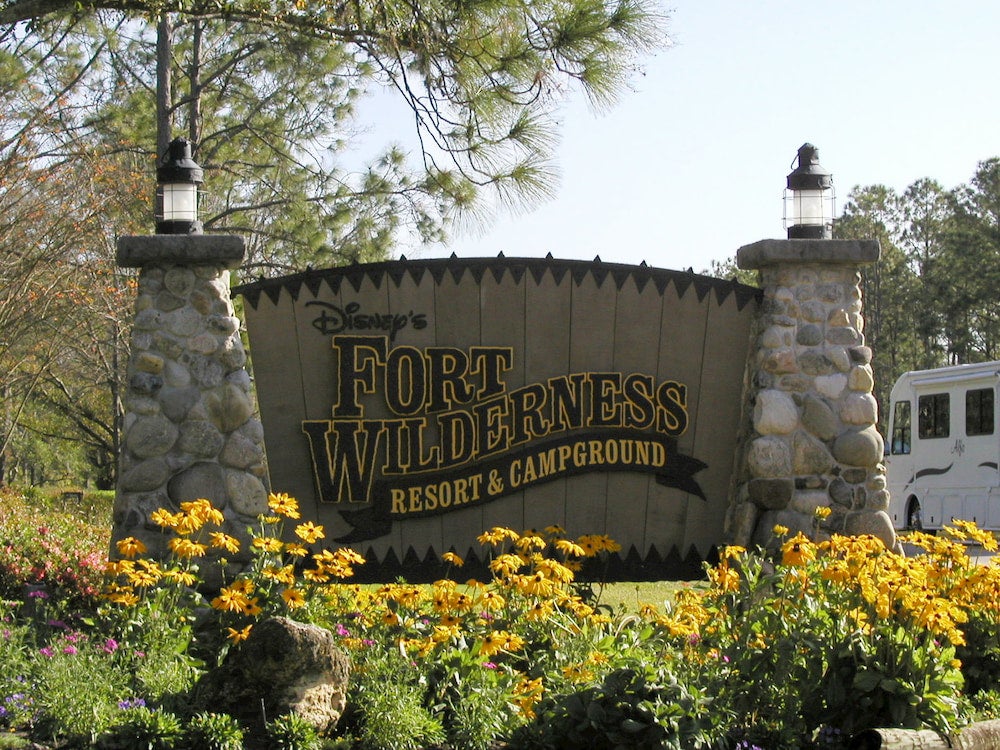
xmin=236 ymin=257 xmax=759 ymax=579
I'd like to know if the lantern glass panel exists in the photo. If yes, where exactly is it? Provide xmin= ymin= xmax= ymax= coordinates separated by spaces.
xmin=791 ymin=189 xmax=827 ymax=226
xmin=158 ymin=183 xmax=198 ymax=222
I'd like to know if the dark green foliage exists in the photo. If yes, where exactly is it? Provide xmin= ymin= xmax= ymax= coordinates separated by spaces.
xmin=509 ymin=666 xmax=718 ymax=750
xmin=181 ymin=712 xmax=244 ymax=750
xmin=98 ymin=707 xmax=183 ymax=750
xmin=264 ymin=713 xmax=321 ymax=750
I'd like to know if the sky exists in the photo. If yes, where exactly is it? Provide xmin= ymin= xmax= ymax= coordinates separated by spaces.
xmin=356 ymin=0 xmax=1000 ymax=274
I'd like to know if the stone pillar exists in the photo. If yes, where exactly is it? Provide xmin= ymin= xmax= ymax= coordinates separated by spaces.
xmin=727 ymin=239 xmax=898 ymax=551
xmin=113 ymin=235 xmax=268 ymax=566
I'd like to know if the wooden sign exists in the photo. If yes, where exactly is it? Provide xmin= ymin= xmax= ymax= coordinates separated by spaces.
xmin=235 ymin=257 xmax=759 ymax=579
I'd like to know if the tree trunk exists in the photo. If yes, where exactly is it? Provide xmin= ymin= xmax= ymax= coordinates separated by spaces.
xmin=156 ymin=13 xmax=173 ymax=157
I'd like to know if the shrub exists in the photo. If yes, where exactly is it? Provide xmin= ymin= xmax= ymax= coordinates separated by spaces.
xmin=181 ymin=712 xmax=244 ymax=750
xmin=510 ymin=665 xmax=720 ymax=749
xmin=0 ymin=488 xmax=108 ymax=610
xmin=98 ymin=706 xmax=183 ymax=750
xmin=265 ymin=713 xmax=321 ymax=750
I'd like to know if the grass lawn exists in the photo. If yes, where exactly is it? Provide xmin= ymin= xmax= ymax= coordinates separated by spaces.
xmin=595 ymin=579 xmax=706 ymax=612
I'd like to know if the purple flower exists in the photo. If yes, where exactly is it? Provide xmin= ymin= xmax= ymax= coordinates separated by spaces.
xmin=62 ymin=645 xmax=78 ymax=655
xmin=482 ymin=661 xmax=498 ymax=669
xmin=362 ymin=639 xmax=375 ymax=647
xmin=38 ymin=647 xmax=53 ymax=658
xmin=102 ymin=638 xmax=119 ymax=654
xmin=118 ymin=698 xmax=146 ymax=710
xmin=27 ymin=590 xmax=48 ymax=599
xmin=47 ymin=619 xmax=67 ymax=629
xmin=335 ymin=624 xmax=350 ymax=637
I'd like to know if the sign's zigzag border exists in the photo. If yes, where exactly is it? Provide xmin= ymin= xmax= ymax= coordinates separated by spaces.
xmin=342 ymin=540 xmax=714 ymax=583
xmin=235 ymin=255 xmax=762 ymax=311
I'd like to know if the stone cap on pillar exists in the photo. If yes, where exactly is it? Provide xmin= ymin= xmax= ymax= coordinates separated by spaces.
xmin=737 ymin=239 xmax=880 ymax=271
xmin=117 ymin=234 xmax=246 ymax=270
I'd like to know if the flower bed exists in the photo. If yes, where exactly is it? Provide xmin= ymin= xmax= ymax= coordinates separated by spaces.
xmin=1 ymin=490 xmax=999 ymax=749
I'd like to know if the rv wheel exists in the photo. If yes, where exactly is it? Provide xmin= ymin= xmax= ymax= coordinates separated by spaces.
xmin=906 ymin=499 xmax=923 ymax=531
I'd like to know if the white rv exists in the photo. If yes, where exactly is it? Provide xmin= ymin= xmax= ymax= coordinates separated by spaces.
xmin=886 ymin=360 xmax=1000 ymax=531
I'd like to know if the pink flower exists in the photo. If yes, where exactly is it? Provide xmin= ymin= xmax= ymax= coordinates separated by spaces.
xmin=39 ymin=647 xmax=53 ymax=658
xmin=102 ymin=639 xmax=119 ymax=654
xmin=62 ymin=645 xmax=77 ymax=655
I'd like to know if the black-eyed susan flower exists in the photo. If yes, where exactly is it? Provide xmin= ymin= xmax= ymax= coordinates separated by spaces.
xmin=209 ymin=532 xmax=241 ymax=554
xmin=281 ymin=587 xmax=306 ymax=609
xmin=781 ymin=532 xmax=816 ymax=567
xmin=295 ymin=521 xmax=325 ymax=544
xmin=442 ymin=551 xmax=464 ymax=567
xmin=227 ymin=625 xmax=252 ymax=644
xmin=267 ymin=492 xmax=301 ymax=519
xmin=116 ymin=536 xmax=147 ymax=558
xmin=168 ymin=537 xmax=208 ymax=558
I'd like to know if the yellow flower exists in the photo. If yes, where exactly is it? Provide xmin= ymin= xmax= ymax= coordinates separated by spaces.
xmin=479 ymin=591 xmax=506 ymax=611
xmin=479 ymin=631 xmax=507 ymax=657
xmin=526 ymin=600 xmax=554 ymax=621
xmin=209 ymin=532 xmax=241 ymax=554
xmin=168 ymin=537 xmax=208 ymax=558
xmin=227 ymin=625 xmax=252 ymax=644
xmin=536 ymin=558 xmax=575 ymax=583
xmin=151 ymin=508 xmax=182 ymax=529
xmin=264 ymin=565 xmax=296 ymax=585
xmin=267 ymin=492 xmax=301 ymax=519
xmin=284 ymin=542 xmax=309 ymax=558
xmin=772 ymin=524 xmax=790 ymax=537
xmin=163 ymin=568 xmax=198 ymax=587
xmin=554 ymin=538 xmax=586 ymax=557
xmin=477 ymin=527 xmax=519 ymax=546
xmin=515 ymin=534 xmax=546 ymax=553
xmin=302 ymin=567 xmax=331 ymax=583
xmin=128 ymin=560 xmax=163 ymax=587
xmin=180 ymin=499 xmax=225 ymax=526
xmin=108 ymin=589 xmax=140 ymax=606
xmin=489 ymin=553 xmax=524 ymax=577
xmin=781 ymin=532 xmax=817 ymax=567
xmin=577 ymin=534 xmax=621 ymax=554
xmin=252 ymin=537 xmax=284 ymax=553
xmin=295 ymin=521 xmax=325 ymax=544
xmin=212 ymin=586 xmax=251 ymax=613
xmin=814 ymin=505 xmax=833 ymax=520
xmin=562 ymin=664 xmax=595 ymax=683
xmin=281 ymin=587 xmax=306 ymax=609
xmin=442 ymin=551 xmax=464 ymax=567
xmin=116 ymin=537 xmax=147 ymax=559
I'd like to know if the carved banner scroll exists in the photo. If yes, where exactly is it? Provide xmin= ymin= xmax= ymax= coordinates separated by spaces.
xmin=235 ymin=256 xmax=759 ymax=579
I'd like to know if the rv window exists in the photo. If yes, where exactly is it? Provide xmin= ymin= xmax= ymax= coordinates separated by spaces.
xmin=966 ymin=387 xmax=995 ymax=436
xmin=891 ymin=401 xmax=911 ymax=454
xmin=917 ymin=393 xmax=950 ymax=439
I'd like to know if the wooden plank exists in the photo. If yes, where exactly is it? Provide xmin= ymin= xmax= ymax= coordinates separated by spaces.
xmin=389 ymin=274 xmax=466 ymax=559
xmin=643 ymin=280 xmax=710 ymax=556
xmin=522 ymin=269 xmax=572 ymax=534
xmin=606 ymin=275 xmax=664 ymax=555
xmin=244 ymin=291 xmax=312 ymax=507
xmin=480 ymin=268 xmax=527 ymax=534
xmin=566 ymin=272 xmax=617 ymax=536
xmin=683 ymin=290 xmax=755 ymax=557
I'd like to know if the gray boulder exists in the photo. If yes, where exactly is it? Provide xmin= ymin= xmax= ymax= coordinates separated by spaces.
xmin=193 ymin=616 xmax=351 ymax=735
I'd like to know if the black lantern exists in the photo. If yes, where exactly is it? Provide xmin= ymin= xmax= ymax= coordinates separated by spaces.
xmin=783 ymin=143 xmax=834 ymax=239
xmin=155 ymin=138 xmax=204 ymax=234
